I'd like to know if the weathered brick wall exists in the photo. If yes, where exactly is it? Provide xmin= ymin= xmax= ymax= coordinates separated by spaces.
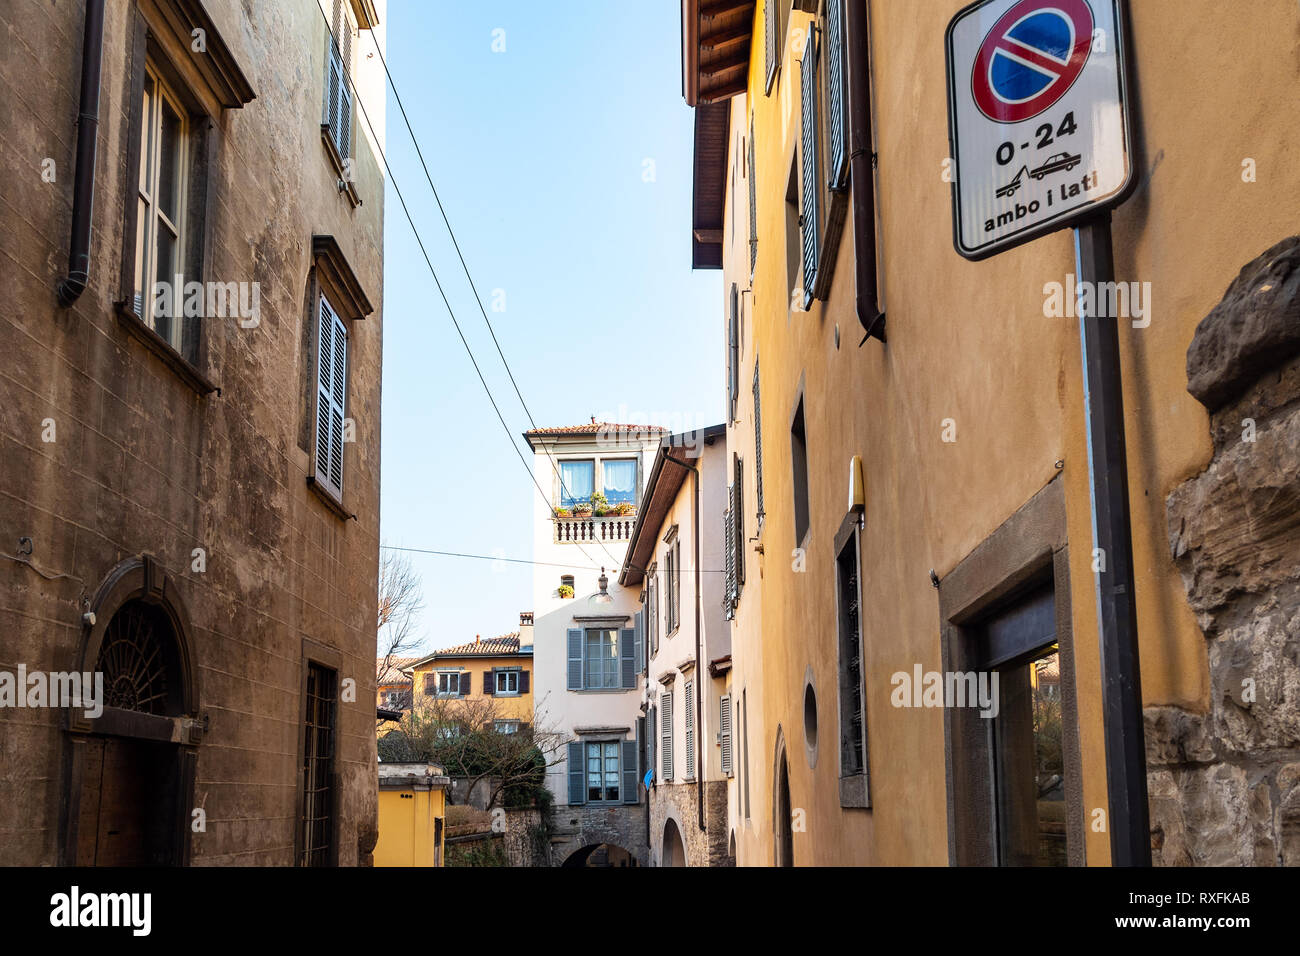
xmin=0 ymin=0 xmax=384 ymax=865
xmin=1155 ymin=237 xmax=1300 ymax=866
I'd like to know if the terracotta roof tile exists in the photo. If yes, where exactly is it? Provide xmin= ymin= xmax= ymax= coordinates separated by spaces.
xmin=523 ymin=421 xmax=669 ymax=437
xmin=428 ymin=632 xmax=524 ymax=659
xmin=376 ymin=656 xmax=420 ymax=685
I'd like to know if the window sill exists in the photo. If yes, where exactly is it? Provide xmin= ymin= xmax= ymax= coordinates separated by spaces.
xmin=115 ymin=302 xmax=219 ymax=396
xmin=306 ymin=475 xmax=355 ymax=521
xmin=574 ymin=687 xmax=637 ymax=694
xmin=320 ymin=125 xmax=362 ymax=208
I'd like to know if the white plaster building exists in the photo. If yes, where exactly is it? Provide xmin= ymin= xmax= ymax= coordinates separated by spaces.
xmin=525 ymin=421 xmax=666 ymax=866
xmin=618 ymin=425 xmax=733 ymax=866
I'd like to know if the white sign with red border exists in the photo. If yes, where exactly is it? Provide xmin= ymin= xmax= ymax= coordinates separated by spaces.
xmin=946 ymin=0 xmax=1134 ymax=260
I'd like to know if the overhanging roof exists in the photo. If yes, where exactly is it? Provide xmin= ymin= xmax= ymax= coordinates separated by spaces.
xmin=691 ymin=101 xmax=730 ymax=270
xmin=681 ymin=0 xmax=756 ymax=107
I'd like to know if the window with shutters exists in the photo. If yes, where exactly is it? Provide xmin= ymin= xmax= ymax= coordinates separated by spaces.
xmin=720 ymin=694 xmax=734 ymax=777
xmin=567 ymin=628 xmax=637 ymax=691
xmin=684 ymin=680 xmax=696 ymax=780
xmin=754 ymin=358 xmax=765 ymax=522
xmin=733 ymin=455 xmax=746 ymax=592
xmin=322 ymin=0 xmax=355 ymax=171
xmin=660 ymin=688 xmax=674 ymax=781
xmin=747 ymin=116 xmax=758 ymax=276
xmin=742 ymin=690 xmax=751 ymax=818
xmin=723 ymin=504 xmax=735 ymax=620
xmin=313 ymin=295 xmax=349 ymax=505
xmin=796 ymin=0 xmax=851 ymax=308
xmin=665 ymin=538 xmax=681 ymax=634
xmin=585 ymin=741 xmax=621 ymax=803
xmin=647 ymin=569 xmax=659 ymax=658
xmin=764 ymin=0 xmax=793 ymax=95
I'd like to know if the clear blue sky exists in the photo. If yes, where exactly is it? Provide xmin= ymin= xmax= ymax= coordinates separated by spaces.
xmin=378 ymin=1 xmax=723 ymax=656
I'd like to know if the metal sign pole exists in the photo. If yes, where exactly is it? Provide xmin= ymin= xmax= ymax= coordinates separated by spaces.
xmin=1073 ymin=210 xmax=1151 ymax=866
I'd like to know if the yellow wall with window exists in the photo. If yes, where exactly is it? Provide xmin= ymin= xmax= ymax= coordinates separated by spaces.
xmin=409 ymin=652 xmax=534 ymax=726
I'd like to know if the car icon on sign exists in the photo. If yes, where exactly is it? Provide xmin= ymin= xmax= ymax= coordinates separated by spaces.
xmin=1030 ymin=152 xmax=1082 ymax=180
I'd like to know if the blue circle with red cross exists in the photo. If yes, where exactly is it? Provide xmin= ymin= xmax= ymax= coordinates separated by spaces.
xmin=972 ymin=0 xmax=1095 ymax=123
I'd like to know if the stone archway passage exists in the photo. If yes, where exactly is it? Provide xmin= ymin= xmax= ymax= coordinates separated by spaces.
xmin=662 ymin=818 xmax=687 ymax=867
xmin=561 ymin=843 xmax=640 ymax=867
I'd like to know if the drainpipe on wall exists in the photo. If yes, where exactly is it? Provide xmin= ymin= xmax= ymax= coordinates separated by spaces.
xmin=664 ymin=453 xmax=705 ymax=833
xmin=846 ymin=0 xmax=885 ymax=343
xmin=56 ymin=0 xmax=107 ymax=307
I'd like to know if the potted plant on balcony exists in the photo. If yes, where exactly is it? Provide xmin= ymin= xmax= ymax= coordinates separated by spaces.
xmin=589 ymin=492 xmax=609 ymax=517
xmin=612 ymin=502 xmax=635 ymax=517
xmin=557 ymin=584 xmax=574 ymax=599
xmin=554 ymin=506 xmax=571 ymax=518
xmin=572 ymin=500 xmax=593 ymax=518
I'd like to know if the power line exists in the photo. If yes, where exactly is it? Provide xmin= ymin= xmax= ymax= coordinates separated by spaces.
xmin=365 ymin=31 xmax=631 ymax=572
xmin=315 ymin=8 xmax=615 ymax=569
xmin=380 ymin=543 xmax=729 ymax=574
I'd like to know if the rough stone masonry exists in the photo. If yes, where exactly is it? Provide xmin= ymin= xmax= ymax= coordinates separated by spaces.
xmin=1155 ymin=235 xmax=1300 ymax=866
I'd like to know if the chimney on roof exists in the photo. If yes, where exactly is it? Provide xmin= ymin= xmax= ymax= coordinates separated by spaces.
xmin=519 ymin=612 xmax=534 ymax=652
xmin=590 ymin=416 xmax=596 ymax=424
xmin=475 ymin=634 xmax=480 ymax=644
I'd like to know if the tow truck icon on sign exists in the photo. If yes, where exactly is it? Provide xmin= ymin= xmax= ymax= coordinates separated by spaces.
xmin=996 ymin=151 xmax=1082 ymax=197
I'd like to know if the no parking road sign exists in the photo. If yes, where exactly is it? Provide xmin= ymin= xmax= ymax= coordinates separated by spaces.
xmin=946 ymin=0 xmax=1133 ymax=259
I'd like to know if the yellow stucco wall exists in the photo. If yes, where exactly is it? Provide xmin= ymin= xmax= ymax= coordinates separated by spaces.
xmin=725 ymin=0 xmax=1300 ymax=865
xmin=375 ymin=781 xmax=446 ymax=867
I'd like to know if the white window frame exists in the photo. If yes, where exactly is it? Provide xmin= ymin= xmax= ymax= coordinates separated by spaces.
xmin=494 ymin=720 xmax=520 ymax=735
xmin=435 ymin=670 xmax=460 ymax=698
xmin=135 ymin=61 xmax=189 ymax=349
xmin=495 ymin=669 xmax=520 ymax=696
xmin=583 ymin=628 xmax=620 ymax=690
xmin=585 ymin=740 xmax=622 ymax=804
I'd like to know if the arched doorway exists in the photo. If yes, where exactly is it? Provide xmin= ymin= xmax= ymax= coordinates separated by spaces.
xmin=662 ymin=817 xmax=687 ymax=867
xmin=774 ymin=727 xmax=793 ymax=867
xmin=61 ymin=555 xmax=200 ymax=866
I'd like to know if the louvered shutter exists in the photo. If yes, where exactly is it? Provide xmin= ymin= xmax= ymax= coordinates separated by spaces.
xmin=339 ymin=26 xmax=353 ymax=159
xmin=620 ymin=627 xmax=636 ymax=689
xmin=735 ymin=457 xmax=746 ymax=589
xmin=747 ymin=117 xmax=757 ymax=275
xmin=519 ymin=670 xmax=529 ymax=694
xmin=634 ymin=611 xmax=644 ymax=674
xmin=753 ymin=358 xmax=765 ymax=519
xmin=723 ymin=505 xmax=734 ymax=618
xmin=661 ymin=690 xmax=673 ymax=781
xmin=648 ymin=576 xmax=658 ymax=655
xmin=684 ymin=681 xmax=696 ymax=780
xmin=622 ymin=739 xmax=638 ymax=804
xmin=764 ymin=0 xmax=776 ymax=93
xmin=566 ymin=628 xmax=583 ymax=690
xmin=315 ymin=297 xmax=346 ymax=500
xmin=483 ymin=670 xmax=494 ymax=695
xmin=720 ymin=694 xmax=733 ymax=776
xmin=799 ymin=32 xmax=820 ymax=309
xmin=458 ymin=672 xmax=471 ymax=697
xmin=423 ymin=673 xmax=434 ymax=696
xmin=648 ymin=704 xmax=657 ymax=786
xmin=825 ymin=0 xmax=849 ymax=190
xmin=567 ymin=741 xmax=585 ymax=805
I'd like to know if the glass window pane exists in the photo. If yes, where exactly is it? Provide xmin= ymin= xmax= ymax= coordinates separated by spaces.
xmin=602 ymin=460 xmax=637 ymax=503
xmin=560 ymin=460 xmax=594 ymax=507
xmin=157 ymin=97 xmax=182 ymax=223
xmin=152 ymin=225 xmax=177 ymax=342
xmin=139 ymin=76 xmax=155 ymax=194
xmin=133 ymin=197 xmax=149 ymax=316
xmin=995 ymin=646 xmax=1066 ymax=866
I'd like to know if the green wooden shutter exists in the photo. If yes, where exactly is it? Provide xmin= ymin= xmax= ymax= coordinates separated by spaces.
xmin=799 ymin=32 xmax=820 ymax=309
xmin=724 ymin=505 xmax=735 ymax=618
xmin=622 ymin=738 xmax=638 ymax=804
xmin=620 ymin=627 xmax=636 ymax=688
xmin=567 ymin=741 xmax=584 ymax=805
xmin=825 ymin=0 xmax=849 ymax=190
xmin=720 ymin=693 xmax=733 ymax=776
xmin=315 ymin=297 xmax=346 ymax=499
xmin=566 ymin=628 xmax=583 ymax=690
xmin=728 ymin=284 xmax=740 ymax=421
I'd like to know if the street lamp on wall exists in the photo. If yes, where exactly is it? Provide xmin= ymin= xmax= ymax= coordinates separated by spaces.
xmin=591 ymin=568 xmax=614 ymax=605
